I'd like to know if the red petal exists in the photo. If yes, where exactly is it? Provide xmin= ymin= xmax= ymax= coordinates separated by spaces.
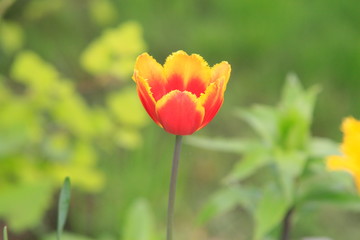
xmin=135 ymin=74 xmax=162 ymax=126
xmin=164 ymin=51 xmax=211 ymax=97
xmin=133 ymin=53 xmax=166 ymax=101
xmin=156 ymin=90 xmax=205 ymax=135
xmin=198 ymin=81 xmax=223 ymax=129
xmin=199 ymin=62 xmax=231 ymax=129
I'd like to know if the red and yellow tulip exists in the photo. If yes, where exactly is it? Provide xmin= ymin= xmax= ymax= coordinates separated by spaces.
xmin=327 ymin=117 xmax=360 ymax=191
xmin=132 ymin=50 xmax=231 ymax=135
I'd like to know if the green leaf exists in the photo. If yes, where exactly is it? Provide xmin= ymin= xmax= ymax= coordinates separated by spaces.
xmin=279 ymin=73 xmax=320 ymax=126
xmin=280 ymin=73 xmax=304 ymax=108
xmin=3 ymin=226 xmax=8 ymax=240
xmin=297 ymin=170 xmax=359 ymax=208
xmin=309 ymin=137 xmax=340 ymax=157
xmin=235 ymin=105 xmax=277 ymax=146
xmin=302 ymin=190 xmax=360 ymax=210
xmin=254 ymin=184 xmax=290 ymax=240
xmin=186 ymin=136 xmax=258 ymax=154
xmin=123 ymin=199 xmax=156 ymax=240
xmin=198 ymin=186 xmax=258 ymax=224
xmin=274 ymin=148 xmax=308 ymax=185
xmin=223 ymin=146 xmax=269 ymax=183
xmin=57 ymin=177 xmax=71 ymax=240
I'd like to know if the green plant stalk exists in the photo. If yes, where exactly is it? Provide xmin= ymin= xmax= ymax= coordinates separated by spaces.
xmin=166 ymin=135 xmax=183 ymax=240
xmin=280 ymin=207 xmax=295 ymax=240
xmin=3 ymin=226 xmax=8 ymax=240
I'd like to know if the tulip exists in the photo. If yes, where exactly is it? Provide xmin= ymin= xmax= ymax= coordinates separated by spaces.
xmin=132 ymin=50 xmax=231 ymax=135
xmin=132 ymin=51 xmax=231 ymax=240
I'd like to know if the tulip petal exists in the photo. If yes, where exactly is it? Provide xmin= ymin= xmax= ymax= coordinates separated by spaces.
xmin=197 ymin=82 xmax=222 ymax=129
xmin=135 ymin=75 xmax=161 ymax=126
xmin=133 ymin=53 xmax=166 ymax=101
xmin=211 ymin=61 xmax=231 ymax=87
xmin=164 ymin=51 xmax=211 ymax=97
xmin=156 ymin=90 xmax=205 ymax=135
xmin=197 ymin=62 xmax=231 ymax=128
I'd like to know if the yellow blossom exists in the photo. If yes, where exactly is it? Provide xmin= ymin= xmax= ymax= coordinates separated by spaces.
xmin=327 ymin=117 xmax=360 ymax=190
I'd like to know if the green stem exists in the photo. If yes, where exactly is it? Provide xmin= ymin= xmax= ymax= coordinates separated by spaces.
xmin=3 ymin=226 xmax=8 ymax=240
xmin=166 ymin=135 xmax=183 ymax=240
xmin=280 ymin=207 xmax=295 ymax=240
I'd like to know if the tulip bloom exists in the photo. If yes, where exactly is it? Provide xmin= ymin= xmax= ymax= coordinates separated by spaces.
xmin=327 ymin=117 xmax=360 ymax=191
xmin=132 ymin=50 xmax=231 ymax=135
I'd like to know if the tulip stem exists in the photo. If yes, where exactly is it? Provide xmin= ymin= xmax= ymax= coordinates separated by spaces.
xmin=166 ymin=135 xmax=183 ymax=240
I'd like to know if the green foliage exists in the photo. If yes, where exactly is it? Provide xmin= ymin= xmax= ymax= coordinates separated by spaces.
xmin=253 ymin=185 xmax=289 ymax=240
xmin=0 ymin=19 xmax=149 ymax=232
xmin=123 ymin=199 xmax=158 ymax=240
xmin=58 ymin=177 xmax=71 ymax=240
xmin=0 ymin=21 xmax=23 ymax=54
xmin=191 ymin=75 xmax=354 ymax=240
xmin=1 ymin=0 xmax=359 ymax=239
xmin=198 ymin=186 xmax=256 ymax=225
xmin=81 ymin=21 xmax=146 ymax=80
xmin=0 ymin=180 xmax=53 ymax=231
xmin=88 ymin=0 xmax=117 ymax=26
xmin=23 ymin=0 xmax=63 ymax=20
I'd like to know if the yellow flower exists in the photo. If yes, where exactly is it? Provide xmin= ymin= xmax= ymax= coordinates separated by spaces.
xmin=327 ymin=117 xmax=360 ymax=190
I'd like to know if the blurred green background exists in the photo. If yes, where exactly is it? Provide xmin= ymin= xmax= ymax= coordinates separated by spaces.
xmin=0 ymin=0 xmax=359 ymax=239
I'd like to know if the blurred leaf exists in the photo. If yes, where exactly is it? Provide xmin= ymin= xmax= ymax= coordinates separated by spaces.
xmin=52 ymin=82 xmax=95 ymax=138
xmin=0 ymin=21 xmax=24 ymax=54
xmin=123 ymin=199 xmax=157 ymax=240
xmin=57 ymin=177 xmax=71 ymax=240
xmin=0 ymin=99 xmax=39 ymax=156
xmin=43 ymin=232 xmax=95 ymax=240
xmin=309 ymin=137 xmax=340 ymax=157
xmin=114 ymin=128 xmax=142 ymax=149
xmin=274 ymin=149 xmax=307 ymax=197
xmin=88 ymin=0 xmax=117 ymax=26
xmin=198 ymin=186 xmax=258 ymax=224
xmin=223 ymin=146 xmax=269 ymax=183
xmin=107 ymin=86 xmax=148 ymax=128
xmin=297 ymin=170 xmax=358 ymax=207
xmin=277 ymin=73 xmax=320 ymax=151
xmin=3 ymin=226 xmax=8 ymax=240
xmin=186 ymin=136 xmax=259 ymax=154
xmin=301 ymin=189 xmax=360 ymax=211
xmin=24 ymin=0 xmax=63 ymax=20
xmin=235 ymin=105 xmax=277 ymax=146
xmin=51 ymin=142 xmax=105 ymax=192
xmin=0 ymin=181 xmax=53 ymax=232
xmin=254 ymin=185 xmax=289 ymax=240
xmin=11 ymin=51 xmax=58 ymax=97
xmin=81 ymin=21 xmax=146 ymax=79
xmin=92 ymin=108 xmax=113 ymax=136
xmin=280 ymin=73 xmax=320 ymax=121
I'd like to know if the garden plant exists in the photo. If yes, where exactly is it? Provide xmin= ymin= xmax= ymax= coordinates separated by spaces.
xmin=1 ymin=0 xmax=360 ymax=240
